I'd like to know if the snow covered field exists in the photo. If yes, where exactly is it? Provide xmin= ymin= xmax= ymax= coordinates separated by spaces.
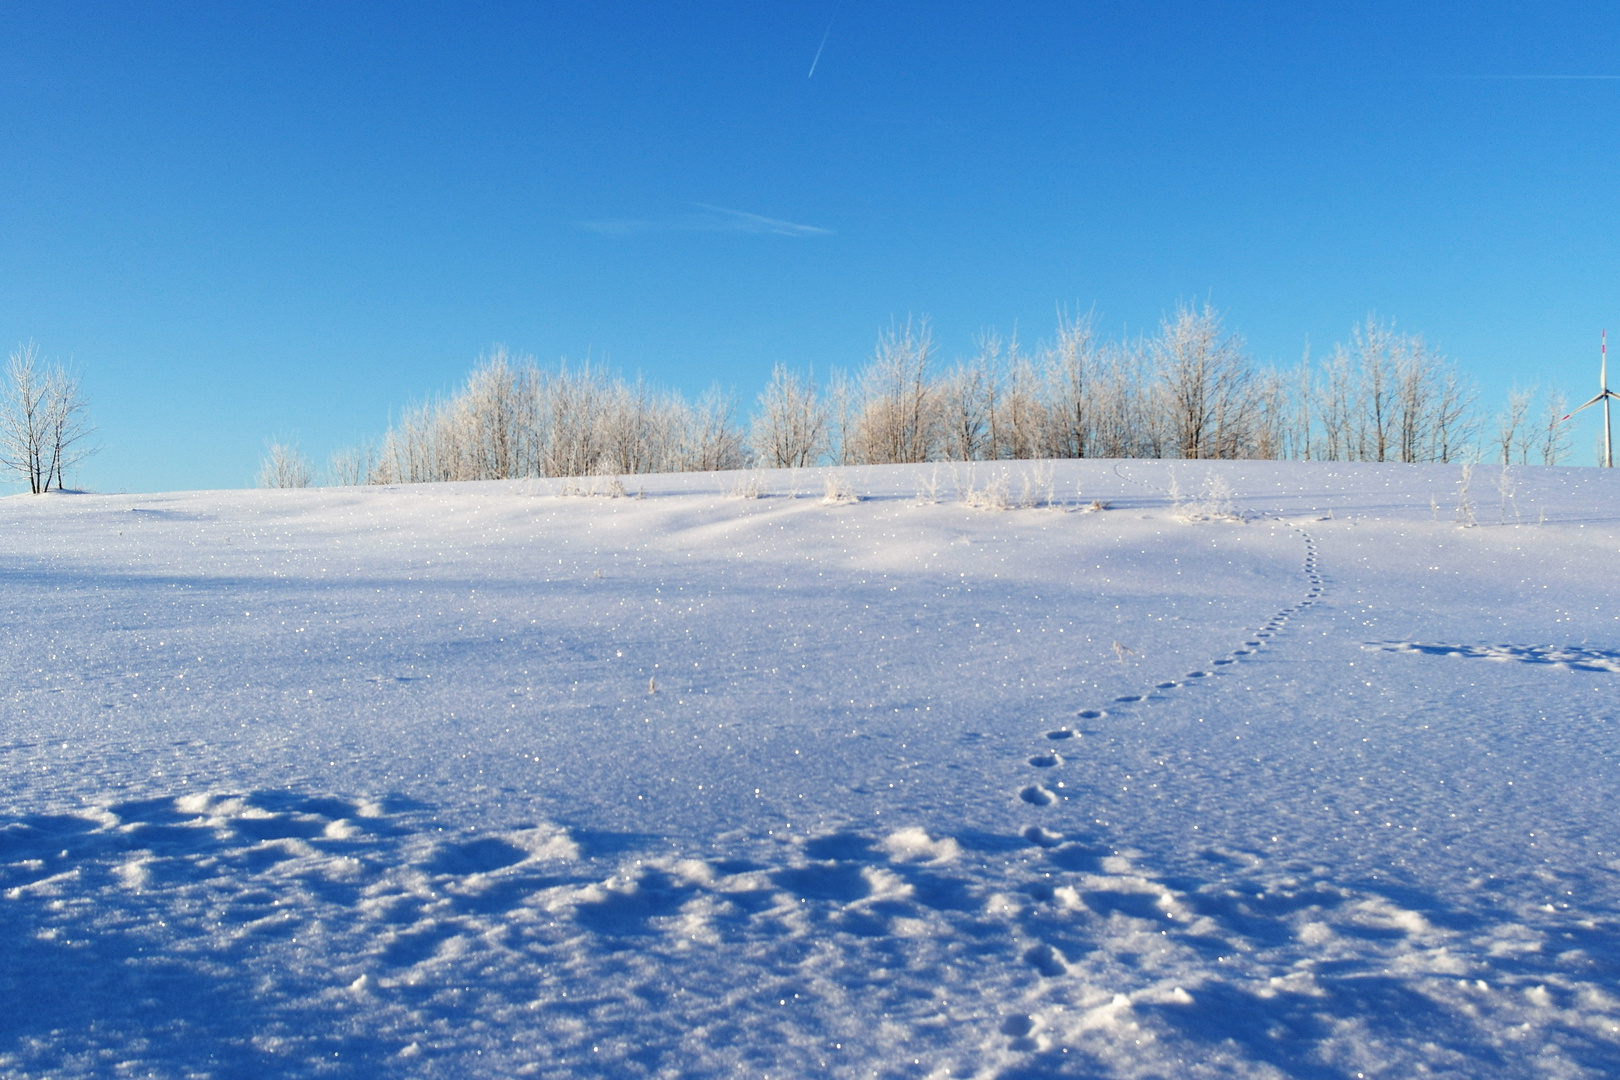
xmin=3 ymin=459 xmax=1619 ymax=1079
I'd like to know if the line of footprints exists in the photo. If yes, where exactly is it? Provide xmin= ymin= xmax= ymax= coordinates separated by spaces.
xmin=1016 ymin=523 xmax=1324 ymax=826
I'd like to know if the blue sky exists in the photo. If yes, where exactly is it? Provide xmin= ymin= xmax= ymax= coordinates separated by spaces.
xmin=2 ymin=1 xmax=1618 ymax=491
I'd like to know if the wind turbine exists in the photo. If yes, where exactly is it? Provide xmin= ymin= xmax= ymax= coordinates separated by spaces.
xmin=1564 ymin=329 xmax=1619 ymax=467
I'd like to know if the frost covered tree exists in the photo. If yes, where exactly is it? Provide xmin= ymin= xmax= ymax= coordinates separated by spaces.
xmin=849 ymin=319 xmax=939 ymax=464
xmin=0 ymin=341 xmax=99 ymax=493
xmin=1539 ymin=389 xmax=1572 ymax=466
xmin=307 ymin=305 xmax=1518 ymax=486
xmin=328 ymin=443 xmax=377 ymax=486
xmin=750 ymin=364 xmax=827 ymax=468
xmin=682 ymin=386 xmax=746 ymax=472
xmin=1314 ymin=318 xmax=1475 ymax=464
xmin=937 ymin=340 xmax=997 ymax=461
xmin=1039 ymin=313 xmax=1100 ymax=460
xmin=258 ymin=440 xmax=313 ymax=488
xmin=990 ymin=340 xmax=1042 ymax=460
xmin=1496 ymin=385 xmax=1535 ymax=465
xmin=1151 ymin=303 xmax=1258 ymax=460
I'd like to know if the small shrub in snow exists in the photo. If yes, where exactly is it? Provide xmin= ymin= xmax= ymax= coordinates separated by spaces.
xmin=961 ymin=471 xmax=1009 ymax=511
xmin=1175 ymin=474 xmax=1242 ymax=523
xmin=822 ymin=470 xmax=859 ymax=504
xmin=724 ymin=469 xmax=767 ymax=499
xmin=954 ymin=463 xmax=1059 ymax=511
xmin=558 ymin=472 xmax=627 ymax=498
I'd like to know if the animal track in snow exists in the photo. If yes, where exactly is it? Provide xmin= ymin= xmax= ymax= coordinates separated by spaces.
xmin=1011 ymin=520 xmax=1326 ymax=899
xmin=1022 ymin=826 xmax=1064 ymax=848
xmin=1022 ymin=942 xmax=1069 ymax=977
xmin=1019 ymin=784 xmax=1058 ymax=806
xmin=1368 ymin=641 xmax=1620 ymax=673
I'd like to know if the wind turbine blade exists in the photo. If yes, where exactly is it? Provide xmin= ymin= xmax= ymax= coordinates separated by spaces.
xmin=1563 ymin=392 xmax=1608 ymax=420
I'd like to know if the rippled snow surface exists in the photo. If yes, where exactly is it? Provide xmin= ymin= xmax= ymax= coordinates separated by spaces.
xmin=3 ymin=460 xmax=1619 ymax=1078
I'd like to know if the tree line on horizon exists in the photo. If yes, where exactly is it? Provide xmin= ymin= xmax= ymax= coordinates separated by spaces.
xmin=0 ymin=307 xmax=1575 ymax=496
xmin=259 ymin=303 xmax=1570 ymax=489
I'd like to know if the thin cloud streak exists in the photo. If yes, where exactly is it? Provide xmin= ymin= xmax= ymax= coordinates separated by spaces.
xmin=578 ymin=204 xmax=831 ymax=237
xmin=808 ymin=3 xmax=839 ymax=78
xmin=808 ymin=20 xmax=833 ymax=78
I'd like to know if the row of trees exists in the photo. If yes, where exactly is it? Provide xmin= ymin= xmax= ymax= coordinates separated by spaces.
xmin=0 ymin=342 xmax=98 ymax=493
xmin=264 ymin=306 xmax=1572 ymax=488
xmin=758 ymin=306 xmax=1563 ymax=469
xmin=306 ymin=354 xmax=746 ymax=486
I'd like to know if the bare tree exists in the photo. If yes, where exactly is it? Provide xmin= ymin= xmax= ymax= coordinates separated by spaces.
xmin=1353 ymin=318 xmax=1399 ymax=462
xmin=43 ymin=368 xmax=96 ymax=489
xmin=0 ymin=342 xmax=99 ymax=492
xmin=1539 ymin=388 xmax=1572 ymax=466
xmin=1253 ymin=361 xmax=1309 ymax=461
xmin=1495 ymin=384 xmax=1535 ymax=465
xmin=543 ymin=362 xmax=610 ymax=478
xmin=1391 ymin=335 xmax=1436 ymax=464
xmin=750 ymin=365 xmax=827 ymax=467
xmin=849 ymin=319 xmax=939 ymax=464
xmin=1040 ymin=312 xmax=1099 ymax=460
xmin=1313 ymin=319 xmax=1476 ymax=464
xmin=258 ymin=440 xmax=313 ymax=488
xmin=328 ymin=443 xmax=377 ymax=485
xmin=0 ymin=343 xmax=48 ymax=491
xmin=825 ymin=369 xmax=858 ymax=466
xmin=1430 ymin=365 xmax=1478 ymax=464
xmin=1264 ymin=351 xmax=1314 ymax=462
xmin=457 ymin=348 xmax=538 ymax=480
xmin=938 ymin=340 xmax=997 ymax=461
xmin=681 ymin=385 xmax=746 ymax=472
xmin=1088 ymin=340 xmax=1150 ymax=459
xmin=1152 ymin=303 xmax=1258 ymax=459
xmin=1317 ymin=343 xmax=1357 ymax=462
xmin=991 ymin=339 xmax=1041 ymax=460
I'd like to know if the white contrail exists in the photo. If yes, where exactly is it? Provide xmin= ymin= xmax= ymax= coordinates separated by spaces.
xmin=808 ymin=16 xmax=834 ymax=78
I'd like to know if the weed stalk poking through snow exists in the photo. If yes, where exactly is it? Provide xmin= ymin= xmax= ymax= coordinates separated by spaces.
xmin=1454 ymin=464 xmax=1477 ymax=527
xmin=1495 ymin=465 xmax=1521 ymax=525
xmin=913 ymin=465 xmax=942 ymax=505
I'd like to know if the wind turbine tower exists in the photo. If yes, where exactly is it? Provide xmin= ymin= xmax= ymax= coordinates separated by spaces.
xmin=1564 ymin=330 xmax=1619 ymax=467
